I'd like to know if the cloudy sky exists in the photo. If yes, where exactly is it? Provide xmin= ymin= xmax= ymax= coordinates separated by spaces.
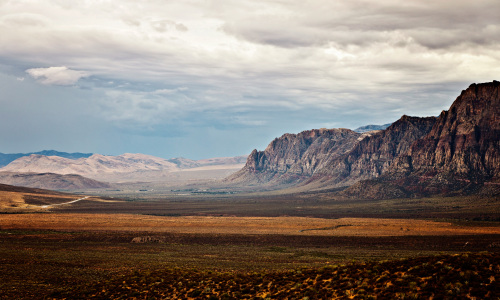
xmin=0 ymin=0 xmax=499 ymax=159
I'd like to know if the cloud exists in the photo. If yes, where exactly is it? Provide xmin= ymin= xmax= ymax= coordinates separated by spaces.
xmin=150 ymin=20 xmax=188 ymax=33
xmin=0 ymin=0 xmax=499 ymax=158
xmin=26 ymin=66 xmax=88 ymax=86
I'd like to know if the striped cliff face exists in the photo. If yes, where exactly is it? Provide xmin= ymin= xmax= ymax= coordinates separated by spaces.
xmin=343 ymin=81 xmax=500 ymax=199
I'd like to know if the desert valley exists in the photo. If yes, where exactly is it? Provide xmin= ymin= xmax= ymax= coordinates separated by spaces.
xmin=0 ymin=81 xmax=498 ymax=299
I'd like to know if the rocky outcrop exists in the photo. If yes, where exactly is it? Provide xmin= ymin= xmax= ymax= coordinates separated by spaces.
xmin=229 ymin=117 xmax=436 ymax=189
xmin=311 ymin=115 xmax=436 ymax=187
xmin=343 ymin=81 xmax=500 ymax=198
xmin=394 ymin=81 xmax=499 ymax=177
xmin=229 ymin=81 xmax=499 ymax=198
xmin=227 ymin=128 xmax=361 ymax=184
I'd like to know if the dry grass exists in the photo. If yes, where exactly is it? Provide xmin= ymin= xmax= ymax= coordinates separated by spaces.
xmin=0 ymin=191 xmax=26 ymax=208
xmin=1 ymin=213 xmax=499 ymax=236
xmin=0 ymin=191 xmax=82 ymax=210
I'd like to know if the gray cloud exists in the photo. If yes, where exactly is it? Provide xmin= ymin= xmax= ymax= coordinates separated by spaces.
xmin=220 ymin=0 xmax=500 ymax=50
xmin=0 ymin=0 xmax=498 ymax=158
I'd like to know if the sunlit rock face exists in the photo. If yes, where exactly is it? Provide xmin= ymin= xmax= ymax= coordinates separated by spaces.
xmin=231 ymin=81 xmax=500 ymax=198
xmin=344 ymin=81 xmax=500 ymax=198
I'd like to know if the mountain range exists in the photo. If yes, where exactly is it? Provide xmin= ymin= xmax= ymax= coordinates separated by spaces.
xmin=0 ymin=150 xmax=93 ymax=167
xmin=0 ymin=153 xmax=247 ymax=188
xmin=227 ymin=116 xmax=436 ymax=189
xmin=228 ymin=81 xmax=500 ymax=198
xmin=2 ymin=81 xmax=498 ymax=198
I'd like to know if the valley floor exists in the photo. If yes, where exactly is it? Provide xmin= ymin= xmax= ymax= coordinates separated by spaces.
xmin=0 ymin=192 xmax=499 ymax=299
xmin=1 ymin=213 xmax=500 ymax=236
xmin=0 ymin=226 xmax=498 ymax=299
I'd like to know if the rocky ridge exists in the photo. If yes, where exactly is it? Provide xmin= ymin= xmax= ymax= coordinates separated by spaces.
xmin=229 ymin=117 xmax=437 ymax=189
xmin=230 ymin=81 xmax=500 ymax=198
xmin=308 ymin=115 xmax=437 ymax=187
xmin=227 ymin=128 xmax=362 ymax=185
xmin=343 ymin=80 xmax=500 ymax=198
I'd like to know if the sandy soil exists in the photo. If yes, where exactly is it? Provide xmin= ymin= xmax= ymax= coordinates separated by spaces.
xmin=1 ymin=214 xmax=499 ymax=236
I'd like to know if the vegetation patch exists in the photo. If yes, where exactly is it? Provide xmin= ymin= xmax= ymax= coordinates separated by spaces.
xmin=43 ymin=252 xmax=499 ymax=299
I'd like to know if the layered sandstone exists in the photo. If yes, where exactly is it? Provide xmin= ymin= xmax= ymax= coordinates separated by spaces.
xmin=227 ymin=128 xmax=361 ymax=184
xmin=311 ymin=115 xmax=436 ymax=187
xmin=344 ymin=81 xmax=500 ymax=198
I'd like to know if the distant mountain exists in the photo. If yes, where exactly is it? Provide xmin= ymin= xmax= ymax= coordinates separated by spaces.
xmin=168 ymin=157 xmax=201 ymax=169
xmin=0 ymin=150 xmax=93 ymax=167
xmin=0 ymin=172 xmax=111 ymax=190
xmin=195 ymin=155 xmax=247 ymax=167
xmin=353 ymin=123 xmax=392 ymax=133
xmin=167 ymin=156 xmax=247 ymax=169
xmin=0 ymin=152 xmax=248 ymax=183
xmin=0 ymin=153 xmax=179 ymax=180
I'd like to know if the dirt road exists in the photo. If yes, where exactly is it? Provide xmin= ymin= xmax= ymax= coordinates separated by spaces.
xmin=40 ymin=196 xmax=89 ymax=208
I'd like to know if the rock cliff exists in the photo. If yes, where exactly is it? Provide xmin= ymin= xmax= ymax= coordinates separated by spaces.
xmin=311 ymin=115 xmax=436 ymax=187
xmin=229 ymin=81 xmax=499 ymax=198
xmin=229 ymin=116 xmax=436 ymax=188
xmin=343 ymin=80 xmax=500 ymax=198
xmin=227 ymin=128 xmax=361 ymax=185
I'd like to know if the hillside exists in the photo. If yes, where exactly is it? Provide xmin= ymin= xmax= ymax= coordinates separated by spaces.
xmin=0 ymin=172 xmax=110 ymax=190
xmin=295 ymin=115 xmax=436 ymax=188
xmin=0 ymin=182 xmax=84 ymax=210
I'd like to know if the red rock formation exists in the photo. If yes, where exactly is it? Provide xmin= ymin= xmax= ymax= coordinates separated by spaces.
xmin=312 ymin=115 xmax=436 ymax=187
xmin=229 ymin=116 xmax=436 ymax=189
xmin=229 ymin=81 xmax=499 ymax=198
xmin=227 ymin=128 xmax=361 ymax=185
xmin=345 ymin=80 xmax=500 ymax=198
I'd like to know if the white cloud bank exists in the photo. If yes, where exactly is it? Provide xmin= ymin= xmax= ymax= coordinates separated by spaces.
xmin=26 ymin=66 xmax=88 ymax=86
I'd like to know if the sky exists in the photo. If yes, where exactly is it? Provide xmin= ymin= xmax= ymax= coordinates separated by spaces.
xmin=0 ymin=0 xmax=499 ymax=159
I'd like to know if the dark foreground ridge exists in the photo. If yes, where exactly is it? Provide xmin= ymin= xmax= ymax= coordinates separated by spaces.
xmin=39 ymin=252 xmax=500 ymax=299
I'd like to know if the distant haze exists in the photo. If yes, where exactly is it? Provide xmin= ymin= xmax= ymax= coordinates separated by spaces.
xmin=0 ymin=1 xmax=498 ymax=159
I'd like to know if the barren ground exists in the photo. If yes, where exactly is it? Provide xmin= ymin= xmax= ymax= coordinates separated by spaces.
xmin=0 ymin=187 xmax=499 ymax=299
xmin=1 ymin=213 xmax=500 ymax=236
